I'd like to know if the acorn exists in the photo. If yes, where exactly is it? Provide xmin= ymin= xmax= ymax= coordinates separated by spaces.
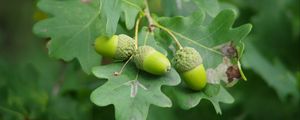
xmin=173 ymin=47 xmax=207 ymax=91
xmin=134 ymin=46 xmax=171 ymax=75
xmin=94 ymin=34 xmax=135 ymax=60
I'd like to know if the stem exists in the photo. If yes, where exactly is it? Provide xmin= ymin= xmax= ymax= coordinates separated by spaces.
xmin=156 ymin=23 xmax=223 ymax=55
xmin=143 ymin=0 xmax=183 ymax=49
xmin=155 ymin=24 xmax=183 ymax=49
xmin=144 ymin=0 xmax=155 ymax=32
xmin=238 ymin=41 xmax=245 ymax=60
xmin=114 ymin=56 xmax=133 ymax=76
xmin=143 ymin=0 xmax=222 ymax=55
xmin=135 ymin=15 xmax=143 ymax=49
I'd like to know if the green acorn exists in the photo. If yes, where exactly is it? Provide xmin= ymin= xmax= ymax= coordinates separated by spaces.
xmin=134 ymin=46 xmax=171 ymax=75
xmin=173 ymin=47 xmax=207 ymax=91
xmin=94 ymin=34 xmax=135 ymax=60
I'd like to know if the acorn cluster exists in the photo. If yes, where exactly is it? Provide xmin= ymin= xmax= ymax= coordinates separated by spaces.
xmin=94 ymin=34 xmax=207 ymax=91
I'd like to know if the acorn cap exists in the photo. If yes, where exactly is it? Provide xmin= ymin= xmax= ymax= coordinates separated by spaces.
xmin=173 ymin=47 xmax=202 ymax=73
xmin=114 ymin=34 xmax=135 ymax=60
xmin=133 ymin=45 xmax=155 ymax=69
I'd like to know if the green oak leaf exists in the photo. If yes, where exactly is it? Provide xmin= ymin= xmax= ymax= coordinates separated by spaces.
xmin=157 ymin=9 xmax=252 ymax=68
xmin=33 ymin=0 xmax=143 ymax=73
xmin=33 ymin=0 xmax=103 ymax=73
xmin=167 ymin=84 xmax=234 ymax=114
xmin=91 ymin=63 xmax=180 ymax=120
xmin=155 ymin=9 xmax=251 ymax=113
xmin=192 ymin=0 xmax=238 ymax=17
xmin=102 ymin=0 xmax=143 ymax=35
xmin=121 ymin=0 xmax=144 ymax=30
xmin=102 ymin=0 xmax=122 ymax=35
xmin=192 ymin=0 xmax=220 ymax=17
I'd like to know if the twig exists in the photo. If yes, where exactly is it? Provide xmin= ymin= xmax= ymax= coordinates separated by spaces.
xmin=135 ymin=15 xmax=143 ymax=49
xmin=155 ymin=24 xmax=183 ymax=49
xmin=114 ymin=56 xmax=133 ymax=76
xmin=143 ymin=0 xmax=183 ymax=49
xmin=144 ymin=0 xmax=155 ymax=32
xmin=156 ymin=24 xmax=223 ymax=55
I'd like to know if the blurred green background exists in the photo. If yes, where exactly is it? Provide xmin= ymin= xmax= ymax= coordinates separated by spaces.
xmin=0 ymin=0 xmax=299 ymax=120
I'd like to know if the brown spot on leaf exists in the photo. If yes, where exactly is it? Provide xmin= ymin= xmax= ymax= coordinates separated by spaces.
xmin=226 ymin=66 xmax=241 ymax=82
xmin=221 ymin=42 xmax=237 ymax=58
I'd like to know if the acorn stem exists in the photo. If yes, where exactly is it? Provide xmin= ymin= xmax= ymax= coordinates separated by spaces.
xmin=155 ymin=23 xmax=183 ymax=50
xmin=134 ymin=15 xmax=143 ymax=49
xmin=114 ymin=55 xmax=134 ymax=76
xmin=143 ymin=0 xmax=183 ymax=50
xmin=155 ymin=23 xmax=223 ymax=55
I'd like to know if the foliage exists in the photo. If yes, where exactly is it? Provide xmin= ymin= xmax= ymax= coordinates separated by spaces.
xmin=0 ymin=0 xmax=299 ymax=120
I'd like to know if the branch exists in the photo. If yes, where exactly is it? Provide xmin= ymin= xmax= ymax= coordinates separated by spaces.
xmin=144 ymin=0 xmax=155 ymax=32
xmin=143 ymin=0 xmax=183 ymax=49
xmin=135 ymin=15 xmax=143 ymax=49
